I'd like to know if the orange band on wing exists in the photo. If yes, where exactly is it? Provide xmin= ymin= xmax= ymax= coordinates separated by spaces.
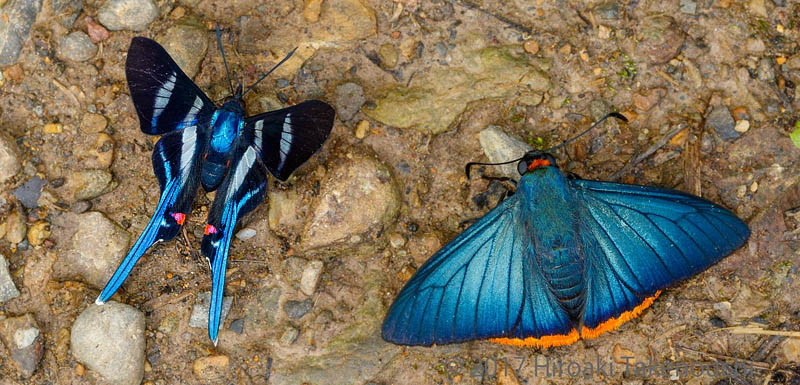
xmin=580 ymin=290 xmax=661 ymax=340
xmin=489 ymin=329 xmax=580 ymax=348
xmin=527 ymin=159 xmax=551 ymax=171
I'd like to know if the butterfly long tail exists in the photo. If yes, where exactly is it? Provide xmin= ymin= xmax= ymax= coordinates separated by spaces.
xmin=202 ymin=205 xmax=238 ymax=346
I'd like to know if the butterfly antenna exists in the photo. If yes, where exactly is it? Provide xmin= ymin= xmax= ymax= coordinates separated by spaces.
xmin=546 ymin=112 xmax=628 ymax=153
xmin=465 ymin=156 xmax=526 ymax=179
xmin=241 ymin=47 xmax=298 ymax=97
xmin=215 ymin=24 xmax=235 ymax=96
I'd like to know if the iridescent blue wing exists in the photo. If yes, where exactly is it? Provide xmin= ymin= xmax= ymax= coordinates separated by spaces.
xmin=126 ymin=37 xmax=217 ymax=135
xmin=382 ymin=195 xmax=577 ymax=346
xmin=200 ymin=142 xmax=269 ymax=345
xmin=245 ymin=100 xmax=335 ymax=181
xmin=97 ymin=124 xmax=208 ymax=304
xmin=573 ymin=180 xmax=750 ymax=334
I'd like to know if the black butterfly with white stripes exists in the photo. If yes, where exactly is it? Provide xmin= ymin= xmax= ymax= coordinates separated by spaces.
xmin=95 ymin=34 xmax=334 ymax=345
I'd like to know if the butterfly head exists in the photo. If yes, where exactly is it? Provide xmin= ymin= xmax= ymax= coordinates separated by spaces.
xmin=221 ymin=87 xmax=246 ymax=114
xmin=517 ymin=152 xmax=557 ymax=175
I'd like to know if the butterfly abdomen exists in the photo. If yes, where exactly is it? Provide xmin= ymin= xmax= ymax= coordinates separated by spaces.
xmin=201 ymin=103 xmax=245 ymax=191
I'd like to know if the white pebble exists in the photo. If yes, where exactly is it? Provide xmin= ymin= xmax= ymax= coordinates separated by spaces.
xmin=300 ymin=260 xmax=324 ymax=296
xmin=235 ymin=228 xmax=256 ymax=240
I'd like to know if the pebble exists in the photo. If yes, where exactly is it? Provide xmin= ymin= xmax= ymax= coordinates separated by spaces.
xmin=71 ymin=302 xmax=145 ymax=385
xmin=26 ymin=221 xmax=50 ymax=247
xmin=52 ymin=0 xmax=83 ymax=27
xmin=86 ymin=17 xmax=109 ymax=43
xmin=70 ymin=200 xmax=92 ymax=213
xmin=746 ymin=38 xmax=765 ymax=53
xmin=0 ymin=314 xmax=43 ymax=378
xmin=354 ymin=119 xmax=369 ymax=139
xmin=158 ymin=23 xmax=208 ymax=78
xmin=636 ymin=15 xmax=684 ymax=64
xmin=631 ymin=88 xmax=665 ymax=112
xmin=378 ymin=43 xmax=399 ymax=69
xmin=6 ymin=208 xmax=27 ymax=244
xmin=612 ymin=343 xmax=636 ymax=364
xmin=43 ymin=122 xmax=63 ymax=134
xmin=388 ymin=233 xmax=405 ymax=248
xmin=782 ymin=338 xmax=800 ymax=362
xmin=188 ymin=292 xmax=233 ymax=328
xmin=523 ymin=40 xmax=539 ymax=54
xmin=757 ymin=57 xmax=774 ymax=81
xmin=748 ymin=0 xmax=767 ymax=18
xmin=0 ymin=134 xmax=21 ymax=183
xmin=63 ymin=169 xmax=113 ymax=202
xmin=55 ymin=212 xmax=131 ymax=288
xmin=280 ymin=326 xmax=299 ymax=345
xmin=57 ymin=31 xmax=97 ymax=62
xmin=594 ymin=1 xmax=621 ymax=20
xmin=13 ymin=176 xmax=45 ymax=208
xmin=301 ymin=152 xmax=400 ymax=250
xmin=399 ymin=38 xmax=420 ymax=59
xmin=734 ymin=119 xmax=750 ymax=133
xmin=479 ymin=126 xmax=534 ymax=180
xmin=283 ymin=299 xmax=313 ymax=319
xmin=0 ymin=0 xmax=41 ymax=66
xmin=97 ymin=0 xmax=158 ymax=31
xmin=80 ymin=113 xmax=107 ymax=134
xmin=192 ymin=355 xmax=230 ymax=380
xmin=235 ymin=227 xmax=256 ymax=240
xmin=679 ymin=0 xmax=697 ymax=14
xmin=302 ymin=0 xmax=323 ymax=23
xmin=0 ymin=254 xmax=21 ymax=302
xmin=333 ymin=82 xmax=366 ymax=121
xmin=705 ymin=106 xmax=739 ymax=141
xmin=732 ymin=106 xmax=750 ymax=121
xmin=228 ymin=318 xmax=244 ymax=334
xmin=90 ymin=133 xmax=115 ymax=169
xmin=300 ymin=260 xmax=323 ymax=296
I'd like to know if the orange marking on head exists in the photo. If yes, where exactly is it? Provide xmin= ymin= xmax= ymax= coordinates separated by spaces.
xmin=204 ymin=224 xmax=217 ymax=235
xmin=489 ymin=329 xmax=580 ymax=348
xmin=580 ymin=291 xmax=661 ymax=339
xmin=527 ymin=158 xmax=551 ymax=171
xmin=171 ymin=212 xmax=186 ymax=225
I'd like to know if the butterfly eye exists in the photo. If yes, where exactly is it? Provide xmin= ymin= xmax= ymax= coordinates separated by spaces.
xmin=517 ymin=160 xmax=529 ymax=175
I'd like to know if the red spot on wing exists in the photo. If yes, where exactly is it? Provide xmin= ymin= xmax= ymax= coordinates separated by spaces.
xmin=527 ymin=158 xmax=551 ymax=171
xmin=170 ymin=212 xmax=186 ymax=225
xmin=204 ymin=224 xmax=217 ymax=235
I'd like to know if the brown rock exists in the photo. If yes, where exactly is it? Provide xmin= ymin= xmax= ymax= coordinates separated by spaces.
xmin=636 ymin=15 xmax=685 ymax=64
xmin=193 ymin=355 xmax=230 ymax=380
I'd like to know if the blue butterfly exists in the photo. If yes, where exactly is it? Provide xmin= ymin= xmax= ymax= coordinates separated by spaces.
xmin=382 ymin=116 xmax=749 ymax=347
xmin=95 ymin=35 xmax=334 ymax=345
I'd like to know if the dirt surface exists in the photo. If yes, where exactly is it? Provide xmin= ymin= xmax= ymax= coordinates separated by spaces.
xmin=1 ymin=0 xmax=800 ymax=384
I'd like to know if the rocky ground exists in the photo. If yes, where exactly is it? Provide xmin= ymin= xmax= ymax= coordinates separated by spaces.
xmin=1 ymin=0 xmax=799 ymax=384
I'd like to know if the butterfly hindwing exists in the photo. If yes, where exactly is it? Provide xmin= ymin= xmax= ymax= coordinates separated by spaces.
xmin=573 ymin=179 xmax=750 ymax=331
xmin=381 ymin=194 xmax=576 ymax=346
xmin=97 ymin=125 xmax=207 ymax=303
xmin=126 ymin=37 xmax=217 ymax=135
xmin=200 ymin=141 xmax=269 ymax=344
xmin=245 ymin=100 xmax=335 ymax=180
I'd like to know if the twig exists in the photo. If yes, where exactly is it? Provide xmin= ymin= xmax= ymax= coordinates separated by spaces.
xmin=51 ymin=79 xmax=81 ymax=106
xmin=608 ymin=124 xmax=686 ymax=181
xmin=714 ymin=326 xmax=800 ymax=338
xmin=143 ymin=291 xmax=194 ymax=311
xmin=449 ymin=0 xmax=533 ymax=35
xmin=676 ymin=345 xmax=796 ymax=377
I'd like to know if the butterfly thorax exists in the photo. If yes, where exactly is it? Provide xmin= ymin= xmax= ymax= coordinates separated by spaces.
xmin=201 ymin=100 xmax=245 ymax=191
xmin=519 ymin=167 xmax=586 ymax=318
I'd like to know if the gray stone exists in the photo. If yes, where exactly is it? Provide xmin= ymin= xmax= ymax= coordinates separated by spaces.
xmin=283 ymin=299 xmax=313 ymax=319
xmin=235 ymin=227 xmax=256 ymax=240
xmin=97 ymin=0 xmax=158 ymax=31
xmin=300 ymin=260 xmax=323 ymax=296
xmin=758 ymin=57 xmax=774 ymax=82
xmin=55 ymin=212 xmax=131 ymax=288
xmin=0 ymin=133 xmax=21 ymax=184
xmin=333 ymin=82 xmax=366 ymax=121
xmin=227 ymin=318 xmax=244 ymax=334
xmin=52 ymin=0 xmax=83 ymax=27
xmin=635 ymin=15 xmax=684 ymax=64
xmin=706 ymin=106 xmax=739 ymax=141
xmin=479 ymin=126 xmax=534 ymax=180
xmin=63 ymin=169 xmax=114 ymax=202
xmin=0 ymin=314 xmax=43 ymax=378
xmin=71 ymin=302 xmax=145 ymax=385
xmin=279 ymin=326 xmax=299 ymax=345
xmin=12 ymin=176 xmax=45 ymax=209
xmin=0 ymin=0 xmax=42 ymax=66
xmin=0 ymin=254 xmax=20 ymax=302
xmin=680 ymin=0 xmax=697 ymax=14
xmin=157 ymin=23 xmax=208 ymax=78
xmin=189 ymin=292 xmax=233 ymax=328
xmin=57 ymin=31 xmax=97 ymax=62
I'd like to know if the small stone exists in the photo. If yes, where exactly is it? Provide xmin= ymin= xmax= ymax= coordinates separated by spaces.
xmin=757 ymin=57 xmax=774 ymax=81
xmin=43 ymin=122 xmax=63 ymax=134
xmin=782 ymin=338 xmax=800 ymax=362
xmin=399 ymin=38 xmax=420 ymax=59
xmin=280 ymin=326 xmax=299 ymax=345
xmin=705 ymin=106 xmax=739 ymax=141
xmin=193 ymin=355 xmax=230 ymax=380
xmin=26 ymin=221 xmax=50 ymax=247
xmin=517 ymin=93 xmax=543 ymax=107
xmin=631 ymin=88 xmax=665 ymax=111
xmin=354 ymin=120 xmax=369 ymax=139
xmin=53 ymin=0 xmax=84 ymax=28
xmin=300 ymin=260 xmax=323 ymax=296
xmin=75 ymin=363 xmax=86 ymax=376
xmin=0 ymin=254 xmax=21 ymax=302
xmin=81 ymin=113 xmax=107 ymax=134
xmin=0 ymin=0 xmax=41 ymax=66
xmin=333 ymin=82 xmax=366 ymax=121
xmin=479 ymin=126 xmax=534 ymax=180
xmin=97 ymin=0 xmax=158 ymax=31
xmin=63 ymin=169 xmax=114 ymax=201
xmin=734 ymin=120 xmax=750 ymax=133
xmin=713 ymin=301 xmax=732 ymax=311
xmin=378 ymin=43 xmax=399 ymax=69
xmin=13 ymin=176 xmax=45 ymax=208
xmin=0 ymin=133 xmax=21 ymax=183
xmin=0 ymin=314 xmax=43 ymax=378
xmin=732 ymin=106 xmax=750 ymax=121
xmin=612 ymin=343 xmax=636 ymax=364
xmin=70 ymin=200 xmax=92 ymax=213
xmin=86 ymin=17 xmax=109 ymax=43
xmin=57 ymin=31 xmax=97 ymax=62
xmin=71 ymin=302 xmax=145 ymax=385
xmin=303 ymin=0 xmax=322 ymax=23
xmin=55 ymin=212 xmax=131 ymax=288
xmin=168 ymin=6 xmax=185 ymax=19
xmin=235 ymin=227 xmax=256 ymax=240
xmin=6 ymin=208 xmax=26 ymax=244
xmin=745 ymin=38 xmax=765 ymax=53
xmin=158 ymin=23 xmax=208 ymax=78
xmin=749 ymin=181 xmax=758 ymax=193
xmin=89 ymin=133 xmax=115 ymax=169
xmin=679 ymin=0 xmax=697 ymax=14
xmin=748 ymin=0 xmax=767 ymax=18
xmin=523 ymin=40 xmax=539 ymax=54
xmin=188 ymin=292 xmax=233 ymax=328
xmin=227 ymin=318 xmax=244 ymax=334
xmin=283 ymin=299 xmax=313 ymax=319
xmin=636 ymin=15 xmax=684 ymax=64
xmin=594 ymin=1 xmax=621 ymax=20
xmin=388 ymin=233 xmax=405 ymax=248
